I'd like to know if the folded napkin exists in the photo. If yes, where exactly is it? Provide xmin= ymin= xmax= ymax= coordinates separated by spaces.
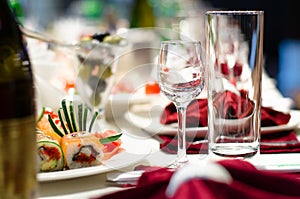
xmin=159 ymin=91 xmax=297 ymax=154
xmin=95 ymin=160 xmax=300 ymax=199
xmin=161 ymin=98 xmax=209 ymax=127
xmin=159 ymin=130 xmax=300 ymax=154
xmin=260 ymin=130 xmax=300 ymax=153
xmin=160 ymin=91 xmax=291 ymax=128
xmin=261 ymin=106 xmax=292 ymax=127
xmin=213 ymin=90 xmax=254 ymax=119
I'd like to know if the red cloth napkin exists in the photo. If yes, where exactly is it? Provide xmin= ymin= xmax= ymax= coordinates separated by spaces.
xmin=261 ymin=106 xmax=292 ymax=127
xmin=160 ymin=98 xmax=291 ymax=128
xmin=95 ymin=160 xmax=300 ymax=199
xmin=213 ymin=90 xmax=255 ymax=119
xmin=159 ymin=90 xmax=297 ymax=154
xmin=160 ymin=98 xmax=209 ymax=127
xmin=260 ymin=130 xmax=300 ymax=153
xmin=159 ymin=130 xmax=300 ymax=154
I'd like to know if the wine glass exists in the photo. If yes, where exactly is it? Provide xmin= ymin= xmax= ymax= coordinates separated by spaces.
xmin=158 ymin=40 xmax=205 ymax=166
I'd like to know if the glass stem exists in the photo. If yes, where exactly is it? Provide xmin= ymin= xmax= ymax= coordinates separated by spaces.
xmin=176 ymin=104 xmax=188 ymax=163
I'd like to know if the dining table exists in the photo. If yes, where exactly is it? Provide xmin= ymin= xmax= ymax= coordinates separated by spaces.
xmin=30 ymin=29 xmax=300 ymax=198
xmin=37 ymin=94 xmax=182 ymax=199
xmin=37 ymin=84 xmax=300 ymax=199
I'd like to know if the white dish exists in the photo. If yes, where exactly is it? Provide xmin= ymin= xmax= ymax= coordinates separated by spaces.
xmin=124 ymin=110 xmax=300 ymax=138
xmin=110 ymin=93 xmax=161 ymax=105
xmin=187 ymin=154 xmax=300 ymax=173
xmin=38 ymin=133 xmax=154 ymax=182
xmin=255 ymin=153 xmax=300 ymax=172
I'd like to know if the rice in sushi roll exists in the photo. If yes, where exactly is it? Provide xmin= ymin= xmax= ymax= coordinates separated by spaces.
xmin=61 ymin=132 xmax=104 ymax=169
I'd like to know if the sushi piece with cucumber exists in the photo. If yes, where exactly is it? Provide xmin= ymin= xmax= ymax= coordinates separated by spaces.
xmin=36 ymin=133 xmax=64 ymax=172
xmin=44 ymin=99 xmax=122 ymax=169
xmin=61 ymin=132 xmax=104 ymax=169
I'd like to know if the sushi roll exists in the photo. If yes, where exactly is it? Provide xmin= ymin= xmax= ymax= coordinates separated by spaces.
xmin=37 ymin=133 xmax=64 ymax=172
xmin=61 ymin=132 xmax=104 ymax=169
xmin=36 ymin=108 xmax=63 ymax=143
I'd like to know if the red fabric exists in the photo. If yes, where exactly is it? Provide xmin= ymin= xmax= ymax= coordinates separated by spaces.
xmin=261 ymin=106 xmax=292 ymax=127
xmin=95 ymin=160 xmax=300 ymax=199
xmin=160 ymin=92 xmax=291 ymax=128
xmin=159 ymin=90 xmax=297 ymax=154
xmin=160 ymin=91 xmax=300 ymax=154
xmin=159 ymin=130 xmax=300 ymax=154
xmin=260 ymin=130 xmax=300 ymax=153
xmin=159 ymin=135 xmax=208 ymax=154
xmin=213 ymin=90 xmax=254 ymax=119
xmin=160 ymin=98 xmax=208 ymax=127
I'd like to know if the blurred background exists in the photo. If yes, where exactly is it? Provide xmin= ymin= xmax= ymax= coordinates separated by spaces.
xmin=10 ymin=0 xmax=300 ymax=108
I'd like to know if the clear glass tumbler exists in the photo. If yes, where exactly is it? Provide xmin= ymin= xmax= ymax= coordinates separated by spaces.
xmin=205 ymin=10 xmax=264 ymax=158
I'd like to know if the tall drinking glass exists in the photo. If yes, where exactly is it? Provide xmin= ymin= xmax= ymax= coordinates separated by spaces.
xmin=158 ymin=40 xmax=205 ymax=166
xmin=205 ymin=11 xmax=264 ymax=158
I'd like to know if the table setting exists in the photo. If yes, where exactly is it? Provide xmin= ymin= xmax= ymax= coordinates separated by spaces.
xmin=20 ymin=9 xmax=300 ymax=199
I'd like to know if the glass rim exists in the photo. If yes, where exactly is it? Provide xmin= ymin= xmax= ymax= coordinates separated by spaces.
xmin=205 ymin=10 xmax=264 ymax=16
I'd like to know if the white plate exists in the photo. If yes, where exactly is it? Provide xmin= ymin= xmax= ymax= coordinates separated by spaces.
xmin=110 ymin=93 xmax=161 ymax=105
xmin=187 ymin=154 xmax=300 ymax=173
xmin=37 ymin=133 xmax=154 ymax=182
xmin=124 ymin=110 xmax=300 ymax=138
xmin=255 ymin=153 xmax=300 ymax=172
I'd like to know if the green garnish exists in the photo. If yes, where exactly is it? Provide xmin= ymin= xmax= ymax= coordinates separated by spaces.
xmin=46 ymin=99 xmax=122 ymax=144
xmin=47 ymin=115 xmax=64 ymax=137
xmin=69 ymin=101 xmax=78 ymax=132
xmin=36 ymin=107 xmax=45 ymax=123
xmin=58 ymin=108 xmax=68 ymax=135
xmin=100 ymin=133 xmax=122 ymax=144
xmin=47 ymin=99 xmax=101 ymax=136
xmin=61 ymin=99 xmax=74 ymax=133
xmin=88 ymin=111 xmax=99 ymax=132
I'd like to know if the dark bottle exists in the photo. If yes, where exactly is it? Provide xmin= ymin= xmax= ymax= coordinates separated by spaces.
xmin=130 ymin=0 xmax=156 ymax=28
xmin=9 ymin=0 xmax=24 ymax=23
xmin=0 ymin=0 xmax=37 ymax=198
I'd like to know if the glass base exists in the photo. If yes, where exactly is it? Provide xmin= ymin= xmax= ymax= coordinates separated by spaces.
xmin=209 ymin=143 xmax=259 ymax=159
xmin=167 ymin=155 xmax=189 ymax=169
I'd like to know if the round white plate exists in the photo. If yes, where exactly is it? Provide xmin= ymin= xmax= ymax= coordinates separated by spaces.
xmin=255 ymin=153 xmax=300 ymax=172
xmin=37 ymin=133 xmax=155 ymax=182
xmin=110 ymin=93 xmax=160 ymax=104
xmin=124 ymin=110 xmax=300 ymax=138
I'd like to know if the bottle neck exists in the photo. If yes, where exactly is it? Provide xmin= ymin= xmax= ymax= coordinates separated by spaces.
xmin=0 ymin=0 xmax=13 ymax=12
xmin=0 ymin=0 xmax=17 ymax=24
xmin=0 ymin=0 xmax=30 ymax=75
xmin=0 ymin=0 xmax=21 ymax=23
xmin=0 ymin=0 xmax=23 ymax=48
xmin=0 ymin=0 xmax=34 ymax=119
